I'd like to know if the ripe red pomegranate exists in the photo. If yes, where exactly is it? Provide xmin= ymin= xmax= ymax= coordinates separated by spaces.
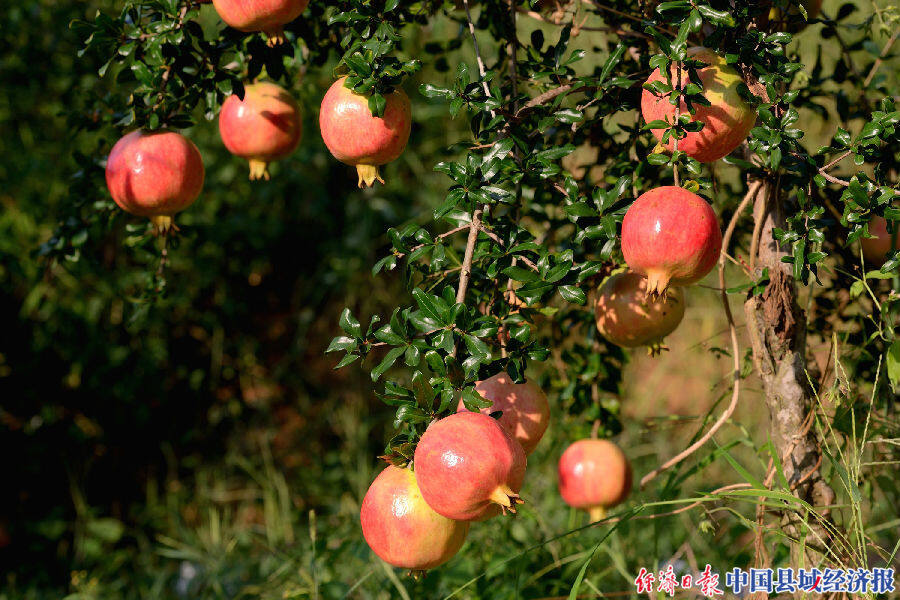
xmin=641 ymin=47 xmax=757 ymax=163
xmin=319 ymin=77 xmax=411 ymax=188
xmin=456 ymin=372 xmax=550 ymax=455
xmin=860 ymin=216 xmax=898 ymax=265
xmin=105 ymin=130 xmax=205 ymax=234
xmin=594 ymin=272 xmax=685 ymax=351
xmin=219 ymin=82 xmax=302 ymax=180
xmin=414 ymin=411 xmax=526 ymax=521
xmin=211 ymin=0 xmax=309 ymax=46
xmin=558 ymin=439 xmax=632 ymax=522
xmin=360 ymin=466 xmax=468 ymax=572
xmin=621 ymin=186 xmax=723 ymax=296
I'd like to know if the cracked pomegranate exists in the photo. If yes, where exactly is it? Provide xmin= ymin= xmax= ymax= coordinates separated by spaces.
xmin=621 ymin=186 xmax=722 ymax=296
xmin=641 ymin=47 xmax=757 ymax=163
xmin=594 ymin=271 xmax=685 ymax=351
xmin=558 ymin=439 xmax=632 ymax=522
xmin=319 ymin=77 xmax=411 ymax=188
xmin=414 ymin=411 xmax=526 ymax=521
xmin=105 ymin=129 xmax=205 ymax=234
xmin=360 ymin=466 xmax=468 ymax=572
xmin=211 ymin=0 xmax=309 ymax=46
xmin=457 ymin=372 xmax=550 ymax=455
xmin=219 ymin=82 xmax=302 ymax=180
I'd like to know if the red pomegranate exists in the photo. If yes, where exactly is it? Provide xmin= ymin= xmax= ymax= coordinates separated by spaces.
xmin=413 ymin=411 xmax=526 ymax=521
xmin=361 ymin=466 xmax=468 ymax=572
xmin=558 ymin=439 xmax=632 ymax=522
xmin=860 ymin=216 xmax=898 ymax=265
xmin=211 ymin=0 xmax=309 ymax=46
xmin=105 ymin=130 xmax=205 ymax=234
xmin=594 ymin=272 xmax=685 ymax=351
xmin=621 ymin=186 xmax=723 ymax=296
xmin=219 ymin=82 xmax=302 ymax=180
xmin=641 ymin=47 xmax=757 ymax=163
xmin=319 ymin=77 xmax=411 ymax=188
xmin=457 ymin=372 xmax=550 ymax=455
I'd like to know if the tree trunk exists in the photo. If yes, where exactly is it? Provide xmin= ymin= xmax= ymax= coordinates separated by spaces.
xmin=744 ymin=179 xmax=837 ymax=569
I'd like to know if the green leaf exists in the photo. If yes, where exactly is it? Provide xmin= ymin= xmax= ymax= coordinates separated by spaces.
xmin=339 ymin=308 xmax=361 ymax=337
xmin=371 ymin=347 xmax=405 ymax=381
xmin=888 ymin=341 xmax=900 ymax=392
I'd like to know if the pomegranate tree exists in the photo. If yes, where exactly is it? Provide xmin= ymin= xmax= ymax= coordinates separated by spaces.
xmin=413 ymin=412 xmax=526 ymax=521
xmin=319 ymin=77 xmax=411 ymax=188
xmin=860 ymin=216 xmax=898 ymax=265
xmin=105 ymin=130 xmax=205 ymax=234
xmin=218 ymin=82 xmax=302 ymax=180
xmin=641 ymin=47 xmax=757 ymax=163
xmin=360 ymin=466 xmax=468 ymax=572
xmin=558 ymin=439 xmax=632 ymax=522
xmin=594 ymin=271 xmax=685 ymax=352
xmin=621 ymin=186 xmax=723 ymax=296
xmin=211 ymin=0 xmax=309 ymax=46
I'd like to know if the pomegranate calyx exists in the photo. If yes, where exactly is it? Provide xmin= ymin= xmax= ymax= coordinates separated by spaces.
xmin=263 ymin=27 xmax=287 ymax=47
xmin=150 ymin=215 xmax=178 ymax=236
xmin=646 ymin=341 xmax=670 ymax=357
xmin=248 ymin=159 xmax=271 ymax=181
xmin=588 ymin=506 xmax=607 ymax=523
xmin=356 ymin=164 xmax=385 ymax=188
xmin=489 ymin=485 xmax=524 ymax=514
xmin=644 ymin=270 xmax=672 ymax=300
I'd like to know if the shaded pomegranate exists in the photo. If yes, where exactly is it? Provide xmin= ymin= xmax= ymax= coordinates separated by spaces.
xmin=414 ymin=411 xmax=526 ymax=521
xmin=319 ymin=77 xmax=411 ymax=188
xmin=219 ymin=82 xmax=302 ymax=180
xmin=594 ymin=272 xmax=685 ymax=352
xmin=361 ymin=466 xmax=468 ymax=572
xmin=558 ymin=439 xmax=632 ymax=522
xmin=641 ymin=47 xmax=757 ymax=163
xmin=105 ymin=130 xmax=205 ymax=234
xmin=457 ymin=372 xmax=550 ymax=455
xmin=860 ymin=216 xmax=898 ymax=264
xmin=211 ymin=0 xmax=309 ymax=46
xmin=621 ymin=186 xmax=722 ymax=296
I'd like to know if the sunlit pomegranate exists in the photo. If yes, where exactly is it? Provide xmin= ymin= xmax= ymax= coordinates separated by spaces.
xmin=211 ymin=0 xmax=309 ymax=46
xmin=621 ymin=186 xmax=722 ymax=296
xmin=361 ymin=466 xmax=468 ymax=572
xmin=414 ymin=412 xmax=526 ymax=521
xmin=457 ymin=372 xmax=550 ymax=455
xmin=105 ymin=129 xmax=205 ymax=234
xmin=860 ymin=216 xmax=898 ymax=265
xmin=594 ymin=272 xmax=685 ymax=352
xmin=319 ymin=77 xmax=411 ymax=188
xmin=219 ymin=82 xmax=302 ymax=180
xmin=558 ymin=439 xmax=632 ymax=522
xmin=641 ymin=47 xmax=757 ymax=163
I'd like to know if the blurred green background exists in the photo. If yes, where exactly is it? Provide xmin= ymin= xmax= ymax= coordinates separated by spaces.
xmin=1 ymin=1 xmax=898 ymax=599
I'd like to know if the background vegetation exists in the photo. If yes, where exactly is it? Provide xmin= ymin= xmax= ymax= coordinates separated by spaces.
xmin=1 ymin=0 xmax=898 ymax=598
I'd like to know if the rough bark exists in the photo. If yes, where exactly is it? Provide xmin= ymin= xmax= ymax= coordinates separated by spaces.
xmin=744 ymin=180 xmax=837 ymax=568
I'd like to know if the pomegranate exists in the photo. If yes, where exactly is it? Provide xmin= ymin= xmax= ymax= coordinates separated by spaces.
xmin=760 ymin=0 xmax=822 ymax=31
xmin=558 ymin=439 xmax=632 ymax=522
xmin=860 ymin=216 xmax=898 ymax=265
xmin=319 ymin=77 xmax=411 ymax=188
xmin=457 ymin=372 xmax=550 ymax=455
xmin=641 ymin=47 xmax=757 ymax=163
xmin=219 ymin=82 xmax=302 ymax=180
xmin=360 ymin=466 xmax=468 ymax=572
xmin=211 ymin=0 xmax=309 ymax=46
xmin=413 ymin=411 xmax=526 ymax=521
xmin=105 ymin=129 xmax=205 ymax=234
xmin=621 ymin=186 xmax=723 ymax=296
xmin=594 ymin=271 xmax=685 ymax=351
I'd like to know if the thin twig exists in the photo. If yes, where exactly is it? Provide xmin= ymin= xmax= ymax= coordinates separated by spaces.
xmin=863 ymin=30 xmax=898 ymax=88
xmin=640 ymin=182 xmax=760 ymax=487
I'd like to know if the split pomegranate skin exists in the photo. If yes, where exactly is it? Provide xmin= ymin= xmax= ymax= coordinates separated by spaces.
xmin=105 ymin=129 xmax=205 ymax=234
xmin=360 ymin=466 xmax=468 ymax=572
xmin=457 ymin=372 xmax=550 ymax=455
xmin=558 ymin=439 xmax=632 ymax=522
xmin=594 ymin=271 xmax=685 ymax=350
xmin=319 ymin=77 xmax=411 ymax=188
xmin=414 ymin=411 xmax=526 ymax=521
xmin=219 ymin=82 xmax=302 ymax=180
xmin=621 ymin=186 xmax=723 ymax=296
xmin=211 ymin=0 xmax=309 ymax=46
xmin=641 ymin=47 xmax=757 ymax=163
xmin=860 ymin=216 xmax=898 ymax=265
